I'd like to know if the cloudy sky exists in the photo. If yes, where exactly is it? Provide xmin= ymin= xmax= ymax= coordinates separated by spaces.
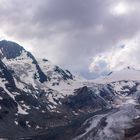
xmin=0 ymin=0 xmax=140 ymax=79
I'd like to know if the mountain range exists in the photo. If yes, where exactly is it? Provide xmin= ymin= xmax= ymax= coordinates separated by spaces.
xmin=0 ymin=40 xmax=139 ymax=140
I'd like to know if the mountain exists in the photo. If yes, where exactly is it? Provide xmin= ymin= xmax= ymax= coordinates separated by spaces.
xmin=73 ymin=68 xmax=140 ymax=140
xmin=0 ymin=40 xmax=140 ymax=140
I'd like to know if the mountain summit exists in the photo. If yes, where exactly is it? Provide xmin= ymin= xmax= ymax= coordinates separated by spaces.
xmin=0 ymin=40 xmax=25 ymax=59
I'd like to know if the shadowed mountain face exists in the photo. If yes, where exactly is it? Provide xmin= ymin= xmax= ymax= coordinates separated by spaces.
xmin=0 ymin=40 xmax=139 ymax=140
xmin=0 ymin=40 xmax=24 ymax=59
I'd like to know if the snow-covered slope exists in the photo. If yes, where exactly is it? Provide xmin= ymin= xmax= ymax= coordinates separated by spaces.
xmin=37 ymin=58 xmax=84 ymax=95
xmin=93 ymin=67 xmax=140 ymax=84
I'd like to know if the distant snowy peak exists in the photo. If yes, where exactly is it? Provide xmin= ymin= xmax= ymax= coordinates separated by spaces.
xmin=93 ymin=66 xmax=140 ymax=83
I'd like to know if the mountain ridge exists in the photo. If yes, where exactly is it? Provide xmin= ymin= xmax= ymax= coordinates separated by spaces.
xmin=93 ymin=66 xmax=140 ymax=84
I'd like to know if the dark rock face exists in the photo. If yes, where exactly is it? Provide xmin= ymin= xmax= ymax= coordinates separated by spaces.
xmin=0 ymin=40 xmax=24 ymax=59
xmin=61 ymin=86 xmax=109 ymax=116
xmin=0 ymin=59 xmax=16 ymax=89
xmin=27 ymin=52 xmax=48 ymax=83
xmin=99 ymin=85 xmax=115 ymax=103
xmin=54 ymin=66 xmax=73 ymax=80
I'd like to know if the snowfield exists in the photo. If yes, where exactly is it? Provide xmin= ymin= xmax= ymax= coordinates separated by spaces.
xmin=93 ymin=67 xmax=140 ymax=84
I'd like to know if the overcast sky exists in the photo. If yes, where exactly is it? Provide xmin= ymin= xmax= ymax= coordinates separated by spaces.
xmin=0 ymin=0 xmax=140 ymax=79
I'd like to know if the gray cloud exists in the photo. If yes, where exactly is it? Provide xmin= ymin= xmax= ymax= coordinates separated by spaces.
xmin=0 ymin=0 xmax=140 ymax=78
